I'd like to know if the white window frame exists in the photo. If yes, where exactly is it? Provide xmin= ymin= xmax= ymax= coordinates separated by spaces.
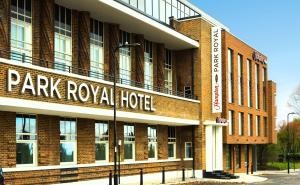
xmin=238 ymin=54 xmax=243 ymax=106
xmin=238 ymin=112 xmax=243 ymax=136
xmin=256 ymin=116 xmax=260 ymax=137
xmin=90 ymin=19 xmax=104 ymax=79
xmin=10 ymin=0 xmax=32 ymax=62
xmin=228 ymin=49 xmax=233 ymax=103
xmin=124 ymin=124 xmax=135 ymax=161
xmin=168 ymin=126 xmax=176 ymax=159
xmin=119 ymin=31 xmax=131 ymax=83
xmin=144 ymin=40 xmax=153 ymax=90
xmin=95 ymin=122 xmax=109 ymax=163
xmin=248 ymin=114 xmax=252 ymax=136
xmin=60 ymin=119 xmax=77 ymax=165
xmin=54 ymin=5 xmax=72 ymax=72
xmin=16 ymin=114 xmax=37 ymax=167
xmin=255 ymin=64 xmax=260 ymax=109
xmin=164 ymin=49 xmax=172 ymax=94
xmin=247 ymin=59 xmax=252 ymax=107
xmin=185 ymin=142 xmax=193 ymax=159
xmin=148 ymin=126 xmax=157 ymax=160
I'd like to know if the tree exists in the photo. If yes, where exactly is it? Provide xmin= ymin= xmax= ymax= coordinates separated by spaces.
xmin=288 ymin=84 xmax=300 ymax=114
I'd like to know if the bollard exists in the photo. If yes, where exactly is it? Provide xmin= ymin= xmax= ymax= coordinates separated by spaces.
xmin=182 ymin=168 xmax=185 ymax=182
xmin=109 ymin=170 xmax=112 ymax=185
xmin=162 ymin=167 xmax=165 ymax=184
xmin=251 ymin=165 xmax=253 ymax=174
xmin=140 ymin=168 xmax=143 ymax=185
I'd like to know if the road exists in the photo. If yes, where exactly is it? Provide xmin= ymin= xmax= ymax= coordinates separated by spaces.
xmin=252 ymin=173 xmax=300 ymax=185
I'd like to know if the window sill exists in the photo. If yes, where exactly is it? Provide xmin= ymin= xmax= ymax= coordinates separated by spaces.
xmin=3 ymin=159 xmax=181 ymax=172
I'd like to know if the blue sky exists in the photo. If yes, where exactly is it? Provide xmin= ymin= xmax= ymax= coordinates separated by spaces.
xmin=191 ymin=0 xmax=300 ymax=125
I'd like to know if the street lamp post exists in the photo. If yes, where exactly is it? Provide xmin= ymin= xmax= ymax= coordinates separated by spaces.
xmin=113 ymin=42 xmax=140 ymax=185
xmin=287 ymin=112 xmax=297 ymax=174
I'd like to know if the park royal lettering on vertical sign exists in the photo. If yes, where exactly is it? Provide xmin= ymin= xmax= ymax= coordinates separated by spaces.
xmin=211 ymin=27 xmax=222 ymax=113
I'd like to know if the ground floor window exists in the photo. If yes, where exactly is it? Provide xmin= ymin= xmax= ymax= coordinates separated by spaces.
xmin=95 ymin=122 xmax=109 ymax=162
xmin=226 ymin=145 xmax=232 ymax=170
xmin=148 ymin=126 xmax=157 ymax=159
xmin=60 ymin=119 xmax=77 ymax=164
xmin=185 ymin=142 xmax=193 ymax=159
xmin=168 ymin=126 xmax=176 ymax=159
xmin=16 ymin=114 xmax=37 ymax=166
xmin=124 ymin=124 xmax=135 ymax=160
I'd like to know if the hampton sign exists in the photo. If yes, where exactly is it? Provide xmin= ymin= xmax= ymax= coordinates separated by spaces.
xmin=211 ymin=27 xmax=222 ymax=113
xmin=6 ymin=69 xmax=156 ymax=112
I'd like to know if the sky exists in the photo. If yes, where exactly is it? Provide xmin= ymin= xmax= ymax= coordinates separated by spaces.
xmin=191 ymin=0 xmax=300 ymax=126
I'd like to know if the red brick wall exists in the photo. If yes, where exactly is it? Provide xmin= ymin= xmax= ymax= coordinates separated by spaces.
xmin=77 ymin=118 xmax=95 ymax=164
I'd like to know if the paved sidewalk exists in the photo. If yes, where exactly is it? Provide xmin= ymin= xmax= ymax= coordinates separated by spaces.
xmin=54 ymin=170 xmax=269 ymax=185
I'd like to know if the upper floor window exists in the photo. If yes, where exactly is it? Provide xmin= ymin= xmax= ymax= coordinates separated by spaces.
xmin=238 ymin=112 xmax=244 ymax=136
xmin=247 ymin=59 xmax=252 ymax=107
xmin=144 ymin=40 xmax=153 ymax=89
xmin=248 ymin=114 xmax=253 ymax=136
xmin=95 ymin=122 xmax=109 ymax=162
xmin=262 ymin=67 xmax=267 ymax=111
xmin=16 ymin=114 xmax=37 ymax=166
xmin=228 ymin=110 xmax=234 ymax=135
xmin=119 ymin=31 xmax=131 ymax=83
xmin=255 ymin=64 xmax=260 ymax=109
xmin=238 ymin=54 xmax=243 ymax=106
xmin=168 ymin=126 xmax=176 ymax=159
xmin=228 ymin=49 xmax=234 ymax=103
xmin=60 ymin=119 xmax=77 ymax=164
xmin=164 ymin=49 xmax=172 ymax=94
xmin=11 ymin=0 xmax=32 ymax=62
xmin=54 ymin=4 xmax=72 ymax=72
xmin=90 ymin=19 xmax=104 ymax=79
xmin=256 ymin=116 xmax=260 ymax=137
xmin=264 ymin=117 xmax=268 ymax=137
xmin=119 ymin=0 xmax=198 ymax=24
xmin=148 ymin=126 xmax=157 ymax=159
xmin=124 ymin=124 xmax=135 ymax=160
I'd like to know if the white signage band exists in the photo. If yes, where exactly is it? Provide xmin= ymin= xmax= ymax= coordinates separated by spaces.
xmin=211 ymin=27 xmax=222 ymax=113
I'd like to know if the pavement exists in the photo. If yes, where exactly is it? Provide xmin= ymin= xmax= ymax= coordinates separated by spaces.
xmin=54 ymin=170 xmax=300 ymax=185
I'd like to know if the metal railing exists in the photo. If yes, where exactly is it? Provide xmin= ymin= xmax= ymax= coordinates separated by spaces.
xmin=0 ymin=49 xmax=198 ymax=100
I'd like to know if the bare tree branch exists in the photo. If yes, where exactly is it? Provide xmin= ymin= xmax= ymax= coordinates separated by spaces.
xmin=288 ymin=84 xmax=300 ymax=114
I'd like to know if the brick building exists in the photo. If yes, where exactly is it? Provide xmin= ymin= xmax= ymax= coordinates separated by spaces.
xmin=0 ymin=0 xmax=276 ymax=184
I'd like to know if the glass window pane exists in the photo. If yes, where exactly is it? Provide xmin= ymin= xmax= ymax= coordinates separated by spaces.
xmin=16 ymin=117 xmax=23 ymax=133
xmin=124 ymin=143 xmax=133 ymax=160
xmin=148 ymin=143 xmax=156 ymax=158
xmin=60 ymin=143 xmax=75 ymax=162
xmin=95 ymin=143 xmax=107 ymax=161
xmin=16 ymin=143 xmax=33 ymax=164
xmin=168 ymin=143 xmax=174 ymax=158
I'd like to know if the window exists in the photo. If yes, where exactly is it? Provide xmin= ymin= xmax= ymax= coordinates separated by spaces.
xmin=184 ymin=86 xmax=192 ymax=98
xmin=148 ymin=126 xmax=157 ymax=159
xmin=247 ymin=59 xmax=252 ymax=107
xmin=164 ymin=49 xmax=172 ymax=94
xmin=54 ymin=4 xmax=72 ymax=72
xmin=144 ymin=40 xmax=153 ymax=89
xmin=16 ymin=114 xmax=37 ymax=166
xmin=238 ymin=112 xmax=244 ymax=136
xmin=228 ymin=110 xmax=234 ymax=135
xmin=168 ymin=127 xmax=176 ymax=159
xmin=256 ymin=116 xmax=260 ymax=136
xmin=236 ymin=145 xmax=241 ymax=169
xmin=185 ymin=142 xmax=192 ymax=158
xmin=238 ymin=54 xmax=243 ymax=106
xmin=255 ymin=64 xmax=260 ymax=109
xmin=95 ymin=122 xmax=109 ymax=162
xmin=228 ymin=49 xmax=234 ymax=103
xmin=119 ymin=31 xmax=131 ymax=84
xmin=11 ymin=0 xmax=32 ymax=62
xmin=60 ymin=119 xmax=77 ymax=163
xmin=90 ymin=19 xmax=104 ymax=79
xmin=264 ymin=117 xmax=268 ymax=137
xmin=262 ymin=67 xmax=267 ymax=111
xmin=124 ymin=125 xmax=135 ymax=160
xmin=226 ymin=145 xmax=232 ymax=170
xmin=248 ymin=114 xmax=253 ymax=136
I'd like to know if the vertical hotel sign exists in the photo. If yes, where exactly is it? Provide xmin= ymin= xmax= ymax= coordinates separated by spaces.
xmin=211 ymin=27 xmax=222 ymax=113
